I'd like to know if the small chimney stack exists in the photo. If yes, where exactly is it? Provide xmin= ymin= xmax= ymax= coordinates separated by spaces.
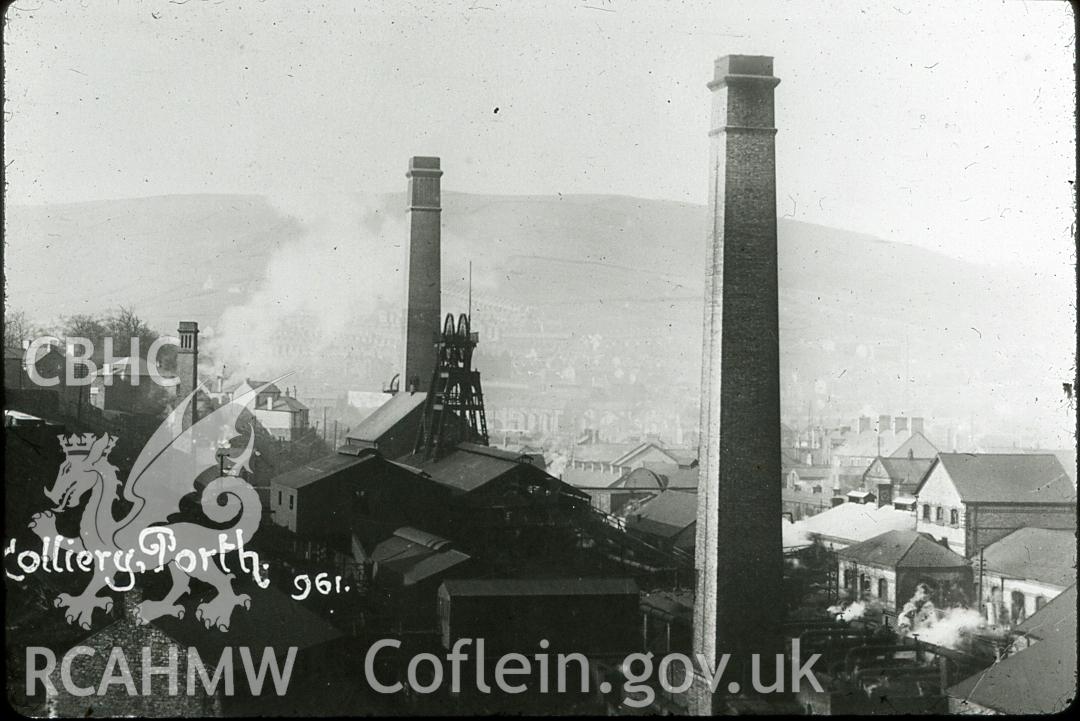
xmin=858 ymin=415 xmax=872 ymax=433
xmin=402 ymin=156 xmax=443 ymax=394
xmin=894 ymin=416 xmax=909 ymax=433
xmin=911 ymin=416 xmax=925 ymax=435
xmin=878 ymin=414 xmax=892 ymax=434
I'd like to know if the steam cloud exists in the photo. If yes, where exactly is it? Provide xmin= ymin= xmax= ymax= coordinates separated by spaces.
xmin=205 ymin=192 xmax=406 ymax=384
xmin=896 ymin=583 xmax=986 ymax=651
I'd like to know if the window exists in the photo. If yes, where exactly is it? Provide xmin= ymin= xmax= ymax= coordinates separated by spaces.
xmin=288 ymin=495 xmax=294 ymax=511
xmin=950 ymin=509 xmax=959 ymax=526
xmin=843 ymin=568 xmax=853 ymax=589
xmin=878 ymin=578 xmax=889 ymax=601
xmin=935 ymin=506 xmax=944 ymax=523
xmin=1035 ymin=595 xmax=1048 ymax=611
xmin=860 ymin=575 xmax=871 ymax=596
xmin=922 ymin=504 xmax=931 ymax=521
xmin=278 ymin=490 xmax=282 ymax=506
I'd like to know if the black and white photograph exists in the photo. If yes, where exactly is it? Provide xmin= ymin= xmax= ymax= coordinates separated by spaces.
xmin=3 ymin=0 xmax=1077 ymax=715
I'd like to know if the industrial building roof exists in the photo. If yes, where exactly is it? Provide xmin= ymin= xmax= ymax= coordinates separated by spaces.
xmin=638 ymin=462 xmax=699 ymax=489
xmin=979 ymin=528 xmax=1077 ymax=588
xmin=1015 ymin=584 xmax=1076 ymax=637
xmin=372 ymin=528 xmax=470 ymax=586
xmin=347 ymin=391 xmax=427 ymax=442
xmin=837 ymin=529 xmax=968 ymax=569
xmin=395 ymin=445 xmax=520 ymax=493
xmin=270 ymin=451 xmax=374 ymax=490
xmin=924 ymin=453 xmax=1075 ymax=504
xmin=561 ymin=466 xmax=623 ymax=489
xmin=793 ymin=502 xmax=916 ymax=546
xmin=570 ymin=442 xmax=638 ymax=464
xmin=627 ymin=490 xmax=697 ymax=539
xmin=441 ymin=577 xmax=639 ymax=598
xmin=947 ymin=585 xmax=1076 ymax=714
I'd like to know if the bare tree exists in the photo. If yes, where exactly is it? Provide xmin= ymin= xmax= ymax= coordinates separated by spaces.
xmin=3 ymin=309 xmax=39 ymax=350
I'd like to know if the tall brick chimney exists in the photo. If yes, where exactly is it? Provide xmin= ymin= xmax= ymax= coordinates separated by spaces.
xmin=692 ymin=55 xmax=782 ymax=713
xmin=177 ymin=321 xmax=199 ymax=428
xmin=402 ymin=156 xmax=443 ymax=393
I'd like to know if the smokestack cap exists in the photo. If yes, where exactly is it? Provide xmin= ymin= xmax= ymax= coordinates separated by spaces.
xmin=407 ymin=156 xmax=443 ymax=178
xmin=710 ymin=55 xmax=780 ymax=89
xmin=178 ymin=321 xmax=199 ymax=333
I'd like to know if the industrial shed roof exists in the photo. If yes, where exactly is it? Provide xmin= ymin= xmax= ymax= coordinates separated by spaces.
xmin=395 ymin=446 xmax=520 ymax=493
xmin=627 ymin=490 xmax=697 ymax=539
xmin=837 ymin=529 xmax=968 ymax=569
xmin=793 ymin=502 xmax=915 ymax=546
xmin=441 ymin=577 xmax=639 ymax=598
xmin=947 ymin=585 xmax=1076 ymax=714
xmin=270 ymin=451 xmax=375 ymax=490
xmin=923 ymin=453 xmax=1075 ymax=504
xmin=979 ymin=528 xmax=1077 ymax=588
xmin=372 ymin=528 xmax=470 ymax=586
xmin=346 ymin=391 xmax=427 ymax=443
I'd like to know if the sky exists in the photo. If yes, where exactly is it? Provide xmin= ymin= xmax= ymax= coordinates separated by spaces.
xmin=3 ymin=0 xmax=1076 ymax=271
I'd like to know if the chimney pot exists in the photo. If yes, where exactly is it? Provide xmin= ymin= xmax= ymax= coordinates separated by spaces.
xmin=878 ymin=415 xmax=892 ymax=433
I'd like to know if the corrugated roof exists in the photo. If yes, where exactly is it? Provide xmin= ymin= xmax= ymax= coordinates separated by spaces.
xmin=838 ymin=529 xmax=968 ymax=568
xmin=270 ymin=451 xmax=374 ymax=489
xmin=441 ymin=577 xmax=639 ymax=598
xmin=347 ymin=391 xmax=427 ymax=443
xmin=947 ymin=585 xmax=1076 ymax=714
xmin=980 ymin=528 xmax=1077 ymax=588
xmin=929 ymin=453 xmax=1076 ymax=504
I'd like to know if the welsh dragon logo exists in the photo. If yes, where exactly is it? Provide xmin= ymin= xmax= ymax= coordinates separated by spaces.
xmin=27 ymin=382 xmax=276 ymax=632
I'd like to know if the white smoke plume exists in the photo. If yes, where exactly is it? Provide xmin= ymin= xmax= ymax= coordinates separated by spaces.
xmin=206 ymin=192 xmax=406 ymax=383
xmin=828 ymin=600 xmax=868 ymax=622
xmin=896 ymin=583 xmax=987 ymax=651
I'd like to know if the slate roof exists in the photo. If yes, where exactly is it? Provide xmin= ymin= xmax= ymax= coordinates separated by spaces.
xmin=947 ymin=585 xmax=1076 ymax=714
xmin=270 ymin=395 xmax=308 ymax=412
xmin=1015 ymin=584 xmax=1076 ymax=637
xmin=837 ymin=529 xmax=968 ymax=569
xmin=866 ymin=456 xmax=936 ymax=487
xmin=979 ymin=528 xmax=1077 ymax=588
xmin=347 ymin=391 xmax=427 ymax=443
xmin=441 ymin=577 xmax=639 ymax=598
xmin=924 ymin=453 xmax=1075 ymax=504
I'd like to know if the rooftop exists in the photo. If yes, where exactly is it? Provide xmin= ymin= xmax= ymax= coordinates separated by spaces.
xmin=926 ymin=453 xmax=1075 ymax=504
xmin=947 ymin=585 xmax=1076 ymax=714
xmin=346 ymin=391 xmax=427 ymax=443
xmin=270 ymin=451 xmax=374 ymax=490
xmin=628 ymin=490 xmax=697 ymax=538
xmin=837 ymin=529 xmax=968 ymax=569
xmin=980 ymin=528 xmax=1077 ymax=588
xmin=793 ymin=502 xmax=915 ymax=546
